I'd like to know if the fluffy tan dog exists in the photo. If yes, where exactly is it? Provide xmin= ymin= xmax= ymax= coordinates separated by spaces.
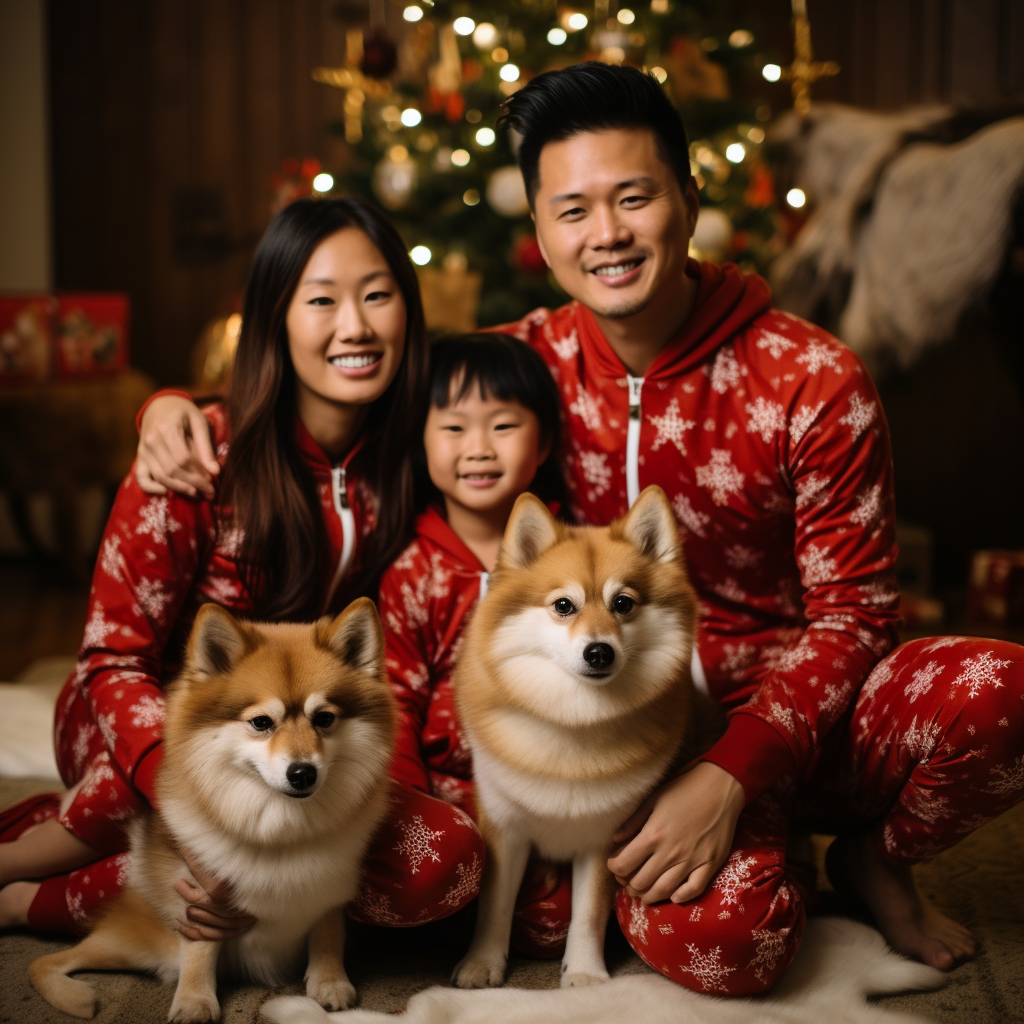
xmin=452 ymin=485 xmax=720 ymax=990
xmin=30 ymin=597 xmax=396 ymax=1023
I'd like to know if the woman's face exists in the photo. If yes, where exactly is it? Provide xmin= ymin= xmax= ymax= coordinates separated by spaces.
xmin=286 ymin=227 xmax=408 ymax=415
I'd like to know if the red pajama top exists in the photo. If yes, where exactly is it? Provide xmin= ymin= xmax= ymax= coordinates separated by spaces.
xmin=498 ymin=259 xmax=900 ymax=802
xmin=378 ymin=505 xmax=486 ymax=816
xmin=55 ymin=403 xmax=377 ymax=806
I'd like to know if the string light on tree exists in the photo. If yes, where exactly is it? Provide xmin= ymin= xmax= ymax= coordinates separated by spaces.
xmin=403 ymin=5 xmax=423 ymax=22
xmin=725 ymin=143 xmax=746 ymax=163
xmin=473 ymin=22 xmax=498 ymax=48
xmin=786 ymin=188 xmax=807 ymax=208
xmin=762 ymin=63 xmax=782 ymax=82
xmin=453 ymin=17 xmax=475 ymax=36
xmin=312 ymin=173 xmax=334 ymax=192
xmin=779 ymin=0 xmax=839 ymax=115
xmin=410 ymin=245 xmax=432 ymax=265
xmin=547 ymin=27 xmax=567 ymax=45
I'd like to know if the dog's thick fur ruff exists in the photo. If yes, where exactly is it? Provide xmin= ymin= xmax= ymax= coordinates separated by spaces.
xmin=261 ymin=917 xmax=946 ymax=1024
xmin=30 ymin=598 xmax=396 ymax=1023
xmin=450 ymin=486 xmax=720 ymax=990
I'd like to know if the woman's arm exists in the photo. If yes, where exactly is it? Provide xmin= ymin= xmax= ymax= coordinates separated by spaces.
xmin=136 ymin=392 xmax=221 ymax=498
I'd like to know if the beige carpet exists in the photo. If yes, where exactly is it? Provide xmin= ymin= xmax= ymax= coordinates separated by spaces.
xmin=1 ymin=772 xmax=1021 ymax=1024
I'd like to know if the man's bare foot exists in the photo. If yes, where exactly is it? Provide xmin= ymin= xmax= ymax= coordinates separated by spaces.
xmin=0 ymin=881 xmax=39 ymax=929
xmin=826 ymin=831 xmax=977 ymax=971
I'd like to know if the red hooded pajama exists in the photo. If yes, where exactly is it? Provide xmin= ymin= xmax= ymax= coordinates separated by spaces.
xmin=0 ymin=406 xmax=480 ymax=935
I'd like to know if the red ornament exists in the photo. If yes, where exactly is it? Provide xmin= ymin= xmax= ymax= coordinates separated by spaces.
xmin=514 ymin=235 xmax=548 ymax=275
xmin=361 ymin=28 xmax=397 ymax=79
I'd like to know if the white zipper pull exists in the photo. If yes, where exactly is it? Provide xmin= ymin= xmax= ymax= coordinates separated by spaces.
xmin=626 ymin=374 xmax=644 ymax=508
xmin=479 ymin=571 xmax=490 ymax=600
xmin=326 ymin=465 xmax=356 ymax=611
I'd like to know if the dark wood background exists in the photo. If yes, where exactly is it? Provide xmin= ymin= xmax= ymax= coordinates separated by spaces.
xmin=47 ymin=0 xmax=1024 ymax=594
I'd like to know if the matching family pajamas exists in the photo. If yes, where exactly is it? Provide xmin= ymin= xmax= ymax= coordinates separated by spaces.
xmin=3 ymin=258 xmax=1022 ymax=998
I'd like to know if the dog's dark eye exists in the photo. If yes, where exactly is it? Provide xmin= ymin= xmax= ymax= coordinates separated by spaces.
xmin=553 ymin=598 xmax=576 ymax=616
xmin=249 ymin=715 xmax=274 ymax=732
xmin=312 ymin=711 xmax=336 ymax=729
xmin=612 ymin=595 xmax=636 ymax=614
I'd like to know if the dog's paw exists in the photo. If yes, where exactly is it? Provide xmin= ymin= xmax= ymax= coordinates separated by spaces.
xmin=561 ymin=971 xmax=609 ymax=989
xmin=451 ymin=954 xmax=506 ymax=989
xmin=260 ymin=996 xmax=330 ymax=1024
xmin=168 ymin=990 xmax=220 ymax=1024
xmin=305 ymin=975 xmax=357 ymax=1011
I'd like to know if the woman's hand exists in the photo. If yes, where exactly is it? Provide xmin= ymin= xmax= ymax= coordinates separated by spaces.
xmin=136 ymin=395 xmax=219 ymax=498
xmin=174 ymin=846 xmax=256 ymax=941
xmin=607 ymin=760 xmax=745 ymax=905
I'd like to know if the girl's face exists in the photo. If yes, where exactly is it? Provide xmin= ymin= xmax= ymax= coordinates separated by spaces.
xmin=286 ymin=227 xmax=407 ymax=414
xmin=424 ymin=383 xmax=551 ymax=519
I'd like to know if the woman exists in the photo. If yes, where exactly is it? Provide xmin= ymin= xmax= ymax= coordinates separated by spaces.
xmin=0 ymin=197 xmax=482 ymax=936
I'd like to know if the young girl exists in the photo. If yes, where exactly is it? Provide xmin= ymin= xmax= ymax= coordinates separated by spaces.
xmin=0 ymin=197 xmax=481 ymax=937
xmin=371 ymin=333 xmax=574 ymax=954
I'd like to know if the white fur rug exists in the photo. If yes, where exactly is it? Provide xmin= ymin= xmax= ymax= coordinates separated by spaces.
xmin=0 ymin=656 xmax=71 ymax=780
xmin=261 ymin=918 xmax=944 ymax=1024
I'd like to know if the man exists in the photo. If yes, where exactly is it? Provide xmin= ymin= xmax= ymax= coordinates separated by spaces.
xmin=135 ymin=63 xmax=1022 ymax=995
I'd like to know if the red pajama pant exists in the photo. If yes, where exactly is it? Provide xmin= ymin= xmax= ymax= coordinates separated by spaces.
xmin=5 ymin=636 xmax=1023 ymax=992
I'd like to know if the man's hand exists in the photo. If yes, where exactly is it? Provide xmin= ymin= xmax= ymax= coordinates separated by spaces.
xmin=136 ymin=395 xmax=219 ymax=498
xmin=174 ymin=846 xmax=256 ymax=941
xmin=607 ymin=760 xmax=745 ymax=905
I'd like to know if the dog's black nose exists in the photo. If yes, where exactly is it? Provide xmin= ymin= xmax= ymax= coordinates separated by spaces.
xmin=287 ymin=762 xmax=318 ymax=790
xmin=583 ymin=643 xmax=615 ymax=669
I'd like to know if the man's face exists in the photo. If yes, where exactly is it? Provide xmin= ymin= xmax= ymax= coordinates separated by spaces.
xmin=532 ymin=127 xmax=699 ymax=321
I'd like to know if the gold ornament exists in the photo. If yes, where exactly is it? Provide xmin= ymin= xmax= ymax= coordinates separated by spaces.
xmin=312 ymin=29 xmax=395 ymax=144
xmin=780 ymin=0 xmax=839 ymax=116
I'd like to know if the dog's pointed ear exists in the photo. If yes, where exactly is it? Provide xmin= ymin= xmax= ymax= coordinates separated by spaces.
xmin=498 ymin=493 xmax=559 ymax=570
xmin=187 ymin=604 xmax=252 ymax=677
xmin=324 ymin=596 xmax=384 ymax=674
xmin=621 ymin=486 xmax=680 ymax=564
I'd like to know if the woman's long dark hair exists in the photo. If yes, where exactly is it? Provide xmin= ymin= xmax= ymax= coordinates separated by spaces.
xmin=222 ymin=196 xmax=428 ymax=620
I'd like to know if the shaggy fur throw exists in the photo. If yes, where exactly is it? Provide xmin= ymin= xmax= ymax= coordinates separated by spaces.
xmin=769 ymin=103 xmax=1024 ymax=373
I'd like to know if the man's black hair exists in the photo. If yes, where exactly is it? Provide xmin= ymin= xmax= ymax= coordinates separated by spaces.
xmin=496 ymin=61 xmax=692 ymax=206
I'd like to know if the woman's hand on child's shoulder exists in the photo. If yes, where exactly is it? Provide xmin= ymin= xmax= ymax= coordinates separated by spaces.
xmin=136 ymin=395 xmax=220 ymax=499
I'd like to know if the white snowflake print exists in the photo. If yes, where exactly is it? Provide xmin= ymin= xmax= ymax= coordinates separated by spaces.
xmin=756 ymin=330 xmax=797 ymax=359
xmin=713 ymin=851 xmax=758 ymax=906
xmin=747 ymin=926 xmax=790 ymax=983
xmin=217 ymin=525 xmax=245 ymax=558
xmin=795 ymin=473 xmax=831 ymax=510
xmin=672 ymin=492 xmax=711 ymax=537
xmin=201 ymin=575 xmax=243 ymax=606
xmin=403 ymin=665 xmax=430 ymax=693
xmin=442 ymin=854 xmax=482 ymax=908
xmin=789 ymin=402 xmax=824 ymax=446
xmin=745 ymin=397 xmax=786 ymax=443
xmin=859 ymin=660 xmax=895 ymax=702
xmin=398 ymin=553 xmax=453 ymax=631
xmin=798 ymin=543 xmax=838 ymax=586
xmin=578 ymin=450 xmax=612 ymax=498
xmin=550 ymin=329 xmax=579 ymax=362
xmin=705 ymin=345 xmax=746 ymax=394
xmin=724 ymin=544 xmax=761 ymax=570
xmin=712 ymin=577 xmax=747 ymax=603
xmin=80 ymin=753 xmax=116 ymax=799
xmin=136 ymin=497 xmax=183 ymax=544
xmin=100 ymin=535 xmax=127 ymax=582
xmin=817 ymin=679 xmax=854 ymax=720
xmin=923 ymin=636 xmax=964 ymax=653
xmin=393 ymin=814 xmax=445 ymax=874
xmin=133 ymin=577 xmax=173 ymax=623
xmin=902 ymin=715 xmax=943 ymax=760
xmin=952 ymin=651 xmax=1012 ymax=699
xmin=72 ymin=722 xmax=97 ymax=774
xmin=903 ymin=787 xmax=952 ymax=825
xmin=129 ymin=694 xmax=165 ymax=729
xmin=986 ymin=756 xmax=1024 ymax=797
xmin=83 ymin=603 xmax=121 ymax=649
xmin=904 ymin=661 xmax=943 ymax=704
xmin=838 ymin=393 xmax=877 ymax=439
xmin=569 ymin=383 xmax=602 ymax=430
xmin=850 ymin=484 xmax=884 ymax=530
xmin=627 ymin=899 xmax=650 ymax=945
xmin=650 ymin=399 xmax=696 ymax=455
xmin=695 ymin=449 xmax=745 ymax=506
xmin=795 ymin=339 xmax=843 ymax=375
xmin=678 ymin=944 xmax=737 ymax=992
xmin=766 ymin=641 xmax=818 ymax=673
xmin=689 ymin=906 xmax=703 ymax=922
xmin=860 ymin=578 xmax=899 ymax=607
xmin=354 ymin=886 xmax=403 ymax=925
xmin=765 ymin=702 xmax=798 ymax=735
xmin=720 ymin=642 xmax=757 ymax=677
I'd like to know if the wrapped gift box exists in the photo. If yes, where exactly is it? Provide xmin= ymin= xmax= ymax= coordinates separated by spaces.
xmin=0 ymin=295 xmax=55 ymax=382
xmin=968 ymin=550 xmax=1024 ymax=626
xmin=55 ymin=294 xmax=130 ymax=376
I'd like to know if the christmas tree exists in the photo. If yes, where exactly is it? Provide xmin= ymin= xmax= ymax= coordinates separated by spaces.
xmin=315 ymin=1 xmax=782 ymax=329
